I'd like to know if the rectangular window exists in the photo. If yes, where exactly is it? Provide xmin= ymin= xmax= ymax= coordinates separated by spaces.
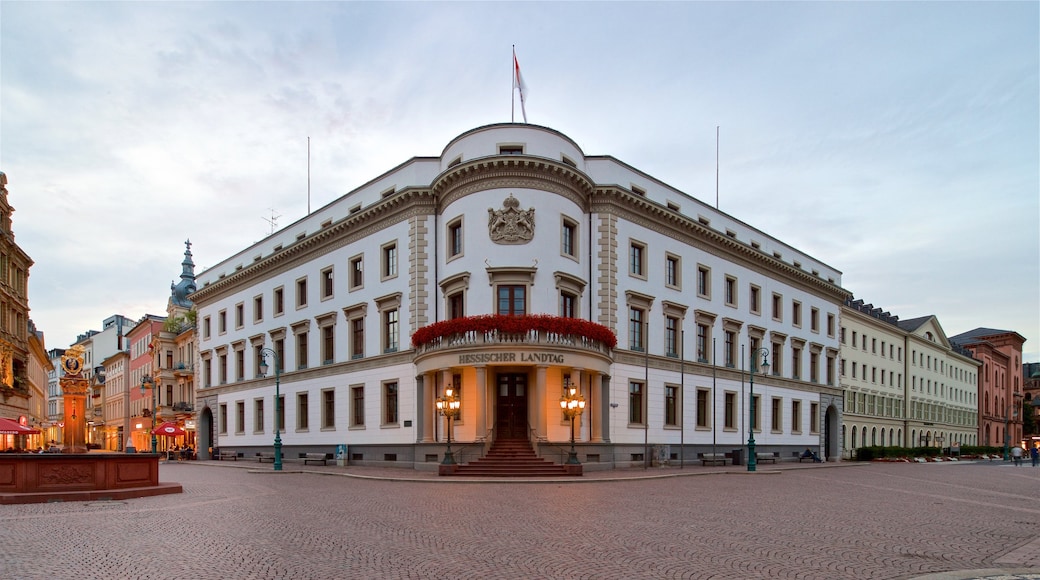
xmin=203 ymin=316 xmax=211 ymax=339
xmin=827 ymin=313 xmax=835 ymax=337
xmin=253 ymin=295 xmax=263 ymax=323
xmin=204 ymin=359 xmax=212 ymax=388
xmin=352 ymin=386 xmax=365 ymax=427
xmin=724 ymin=276 xmax=737 ymax=306
xmin=236 ymin=401 xmax=245 ymax=433
xmin=771 ymin=342 xmax=782 ymax=375
xmin=497 ymin=285 xmax=526 ymax=315
xmin=297 ymin=393 xmax=309 ymax=431
xmin=383 ymin=382 xmax=398 ymax=425
xmin=696 ymin=324 xmax=709 ymax=362
xmin=629 ymin=241 xmax=646 ymax=277
xmin=770 ymin=398 xmax=781 ymax=432
xmin=296 ymin=278 xmax=308 ymax=308
xmin=235 ymin=303 xmax=244 ymax=329
xmin=810 ymin=402 xmax=819 ymax=433
xmin=274 ymin=287 xmax=284 ymax=316
xmin=449 ymin=293 xmax=465 ymax=319
xmin=235 ymin=349 xmax=244 ymax=381
xmin=665 ymin=254 xmax=680 ymax=288
xmin=322 ymin=389 xmax=335 ymax=429
xmin=559 ymin=292 xmax=576 ymax=319
xmin=792 ymin=301 xmax=802 ymax=327
xmin=810 ymin=307 xmax=819 ymax=332
xmin=448 ymin=219 xmax=464 ymax=258
xmin=352 ymin=318 xmax=364 ymax=359
xmin=219 ymin=403 xmax=228 ymax=433
xmin=724 ymin=330 xmax=736 ymax=367
xmin=349 ymin=255 xmax=364 ymax=290
xmin=697 ymin=266 xmax=710 ymax=298
xmin=751 ymin=394 xmax=761 ymax=431
xmin=772 ymin=294 xmax=782 ymax=321
xmin=218 ymin=310 xmax=227 ymax=333
xmin=274 ymin=338 xmax=285 ymax=373
xmin=665 ymin=316 xmax=678 ymax=357
xmin=562 ymin=219 xmax=577 ymax=258
xmin=384 ymin=308 xmax=399 ymax=353
xmin=629 ymin=381 xmax=644 ymax=424
xmin=629 ymin=308 xmax=645 ymax=352
xmin=664 ymin=385 xmax=679 ymax=426
xmin=791 ymin=346 xmax=801 ymax=379
xmin=792 ymin=400 xmax=802 ymax=433
xmin=322 ymin=325 xmax=334 ymax=365
xmin=750 ymin=285 xmax=761 ymax=315
xmin=276 ymin=394 xmax=285 ymax=435
xmin=810 ymin=352 xmax=819 ymax=383
xmin=696 ymin=389 xmax=709 ymax=428
xmin=724 ymin=392 xmax=736 ymax=429
xmin=296 ymin=332 xmax=308 ymax=370
xmin=321 ymin=267 xmax=334 ymax=300
xmin=255 ymin=398 xmax=264 ymax=432
xmin=382 ymin=242 xmax=398 ymax=279
xmin=219 ymin=353 xmax=228 ymax=384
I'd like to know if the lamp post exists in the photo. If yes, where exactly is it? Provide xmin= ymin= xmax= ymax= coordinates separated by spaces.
xmin=140 ymin=375 xmax=157 ymax=454
xmin=747 ymin=347 xmax=770 ymax=472
xmin=258 ymin=348 xmax=283 ymax=471
xmin=559 ymin=377 xmax=586 ymax=466
xmin=435 ymin=384 xmax=460 ymax=468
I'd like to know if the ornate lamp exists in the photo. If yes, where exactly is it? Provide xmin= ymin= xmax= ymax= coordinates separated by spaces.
xmin=435 ymin=385 xmax=461 ymax=468
xmin=559 ymin=377 xmax=586 ymax=466
xmin=748 ymin=348 xmax=770 ymax=472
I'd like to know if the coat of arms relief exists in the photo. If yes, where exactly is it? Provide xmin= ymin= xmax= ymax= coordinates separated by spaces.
xmin=488 ymin=194 xmax=535 ymax=244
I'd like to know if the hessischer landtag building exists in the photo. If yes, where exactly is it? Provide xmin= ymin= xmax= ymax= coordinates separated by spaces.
xmin=191 ymin=123 xmax=849 ymax=472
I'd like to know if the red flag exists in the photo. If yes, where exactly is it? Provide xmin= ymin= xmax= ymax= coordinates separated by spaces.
xmin=513 ymin=48 xmax=528 ymax=123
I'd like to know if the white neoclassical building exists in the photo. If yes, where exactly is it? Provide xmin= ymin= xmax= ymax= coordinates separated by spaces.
xmin=191 ymin=123 xmax=849 ymax=471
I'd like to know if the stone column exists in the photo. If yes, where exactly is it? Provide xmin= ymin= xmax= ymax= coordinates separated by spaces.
xmin=535 ymin=365 xmax=548 ymax=441
xmin=475 ymin=365 xmax=488 ymax=440
xmin=421 ymin=371 xmax=436 ymax=443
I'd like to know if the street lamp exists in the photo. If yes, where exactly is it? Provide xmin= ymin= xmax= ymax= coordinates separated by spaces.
xmin=435 ymin=384 xmax=460 ymax=467
xmin=1004 ymin=393 xmax=1024 ymax=462
xmin=747 ymin=347 xmax=770 ymax=472
xmin=140 ymin=375 xmax=157 ymax=454
xmin=258 ymin=348 xmax=283 ymax=471
xmin=559 ymin=377 xmax=586 ymax=465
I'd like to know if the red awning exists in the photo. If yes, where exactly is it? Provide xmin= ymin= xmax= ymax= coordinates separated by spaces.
xmin=0 ymin=417 xmax=40 ymax=435
xmin=151 ymin=422 xmax=185 ymax=437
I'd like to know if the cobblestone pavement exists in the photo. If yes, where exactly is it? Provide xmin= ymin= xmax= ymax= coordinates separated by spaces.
xmin=2 ymin=459 xmax=1040 ymax=579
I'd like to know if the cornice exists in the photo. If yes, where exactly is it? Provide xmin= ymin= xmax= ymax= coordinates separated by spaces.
xmin=432 ymin=157 xmax=595 ymax=211
xmin=591 ymin=187 xmax=851 ymax=304
xmin=191 ymin=190 xmax=437 ymax=304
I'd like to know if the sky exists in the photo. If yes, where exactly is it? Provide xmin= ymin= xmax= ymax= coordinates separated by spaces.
xmin=1 ymin=2 xmax=1037 ymax=362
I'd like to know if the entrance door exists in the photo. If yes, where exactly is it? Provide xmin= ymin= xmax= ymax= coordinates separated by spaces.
xmin=496 ymin=374 xmax=528 ymax=439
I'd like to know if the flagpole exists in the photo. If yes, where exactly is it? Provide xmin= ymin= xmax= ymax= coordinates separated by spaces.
xmin=511 ymin=45 xmax=515 ymax=123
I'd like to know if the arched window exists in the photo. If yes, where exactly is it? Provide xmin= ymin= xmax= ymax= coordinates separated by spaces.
xmin=880 ymin=428 xmax=886 ymax=447
xmin=851 ymin=426 xmax=858 ymax=450
xmin=871 ymin=427 xmax=878 ymax=446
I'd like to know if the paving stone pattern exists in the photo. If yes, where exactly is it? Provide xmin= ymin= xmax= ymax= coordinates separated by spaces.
xmin=2 ymin=460 xmax=1040 ymax=579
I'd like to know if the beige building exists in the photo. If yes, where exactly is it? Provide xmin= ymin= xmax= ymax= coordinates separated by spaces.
xmin=0 ymin=172 xmax=35 ymax=451
xmin=840 ymin=297 xmax=980 ymax=457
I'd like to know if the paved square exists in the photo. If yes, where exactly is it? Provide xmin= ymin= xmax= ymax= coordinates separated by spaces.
xmin=2 ymin=460 xmax=1039 ymax=579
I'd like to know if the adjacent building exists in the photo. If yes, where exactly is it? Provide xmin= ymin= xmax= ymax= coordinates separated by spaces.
xmin=192 ymin=123 xmax=849 ymax=469
xmin=840 ymin=299 xmax=980 ymax=457
xmin=949 ymin=328 xmax=1028 ymax=448
xmin=0 ymin=172 xmax=36 ymax=451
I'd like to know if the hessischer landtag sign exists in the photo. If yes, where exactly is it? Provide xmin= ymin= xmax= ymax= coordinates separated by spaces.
xmin=458 ymin=352 xmax=566 ymax=365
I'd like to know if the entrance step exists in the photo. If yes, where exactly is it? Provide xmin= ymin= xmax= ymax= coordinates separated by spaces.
xmin=451 ymin=438 xmax=574 ymax=477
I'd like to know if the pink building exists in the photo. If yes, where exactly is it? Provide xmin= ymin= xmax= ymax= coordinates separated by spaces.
xmin=950 ymin=328 xmax=1027 ymax=449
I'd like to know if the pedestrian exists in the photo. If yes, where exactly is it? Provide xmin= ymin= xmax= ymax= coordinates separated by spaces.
xmin=1011 ymin=445 xmax=1023 ymax=466
xmin=1030 ymin=446 xmax=1038 ymax=467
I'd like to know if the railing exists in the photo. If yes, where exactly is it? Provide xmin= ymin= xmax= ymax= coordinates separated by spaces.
xmin=173 ymin=402 xmax=194 ymax=412
xmin=172 ymin=362 xmax=194 ymax=373
xmin=417 ymin=329 xmax=611 ymax=356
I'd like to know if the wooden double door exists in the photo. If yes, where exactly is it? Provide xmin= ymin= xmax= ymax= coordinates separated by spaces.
xmin=495 ymin=373 xmax=528 ymax=439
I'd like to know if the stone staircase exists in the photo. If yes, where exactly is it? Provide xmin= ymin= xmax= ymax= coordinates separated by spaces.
xmin=452 ymin=438 xmax=574 ymax=477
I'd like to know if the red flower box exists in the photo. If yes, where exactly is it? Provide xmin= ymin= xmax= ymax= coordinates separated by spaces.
xmin=411 ymin=314 xmax=617 ymax=349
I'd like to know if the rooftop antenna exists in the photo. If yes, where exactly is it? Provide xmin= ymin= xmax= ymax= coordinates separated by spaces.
xmin=715 ymin=125 xmax=720 ymax=210
xmin=307 ymin=136 xmax=311 ymax=215
xmin=263 ymin=208 xmax=281 ymax=235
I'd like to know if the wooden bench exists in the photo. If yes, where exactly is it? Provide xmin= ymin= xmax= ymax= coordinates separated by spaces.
xmin=303 ymin=453 xmax=329 ymax=466
xmin=257 ymin=452 xmax=275 ymax=463
xmin=218 ymin=451 xmax=237 ymax=461
xmin=700 ymin=453 xmax=728 ymax=466
xmin=756 ymin=452 xmax=778 ymax=464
